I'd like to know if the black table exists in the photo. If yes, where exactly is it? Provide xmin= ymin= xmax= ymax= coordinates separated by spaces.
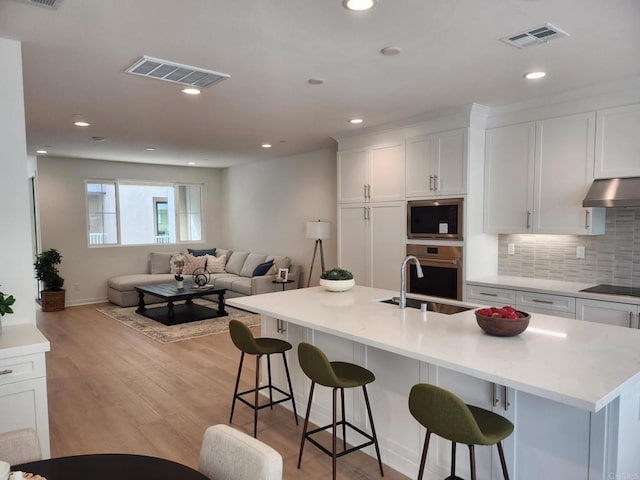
xmin=13 ymin=454 xmax=208 ymax=480
xmin=135 ymin=281 xmax=227 ymax=326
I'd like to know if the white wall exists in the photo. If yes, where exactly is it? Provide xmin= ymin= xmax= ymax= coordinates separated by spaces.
xmin=0 ymin=38 xmax=36 ymax=325
xmin=37 ymin=157 xmax=224 ymax=305
xmin=221 ymin=147 xmax=337 ymax=285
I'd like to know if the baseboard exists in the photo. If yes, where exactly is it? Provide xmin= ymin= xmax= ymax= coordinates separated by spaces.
xmin=66 ymin=296 xmax=109 ymax=307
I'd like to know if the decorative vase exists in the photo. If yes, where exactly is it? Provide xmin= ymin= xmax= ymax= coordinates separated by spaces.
xmin=176 ymin=280 xmax=184 ymax=289
xmin=319 ymin=278 xmax=355 ymax=292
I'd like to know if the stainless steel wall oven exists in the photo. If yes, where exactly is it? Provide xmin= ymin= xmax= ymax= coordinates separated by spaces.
xmin=406 ymin=244 xmax=463 ymax=301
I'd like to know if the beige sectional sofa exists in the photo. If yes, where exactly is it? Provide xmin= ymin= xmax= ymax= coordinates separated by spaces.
xmin=107 ymin=248 xmax=301 ymax=307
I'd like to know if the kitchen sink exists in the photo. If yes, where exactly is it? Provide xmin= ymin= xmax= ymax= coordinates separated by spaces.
xmin=380 ymin=297 xmax=472 ymax=315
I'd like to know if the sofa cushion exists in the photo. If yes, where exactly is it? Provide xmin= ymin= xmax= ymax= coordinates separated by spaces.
xmin=225 ymin=251 xmax=249 ymax=275
xmin=188 ymin=247 xmax=217 ymax=257
xmin=213 ymin=276 xmax=236 ymax=291
xmin=265 ymin=255 xmax=291 ymax=271
xmin=252 ymin=260 xmax=274 ymax=277
xmin=205 ymin=254 xmax=226 ymax=274
xmin=240 ymin=253 xmax=268 ymax=277
xmin=216 ymin=249 xmax=233 ymax=261
xmin=149 ymin=252 xmax=176 ymax=274
xmin=182 ymin=253 xmax=207 ymax=275
xmin=108 ymin=274 xmax=174 ymax=291
xmin=230 ymin=277 xmax=252 ymax=296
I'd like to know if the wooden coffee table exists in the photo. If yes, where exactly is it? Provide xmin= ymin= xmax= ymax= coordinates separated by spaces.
xmin=135 ymin=282 xmax=227 ymax=326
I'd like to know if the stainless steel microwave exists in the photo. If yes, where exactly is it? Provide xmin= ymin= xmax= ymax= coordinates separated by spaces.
xmin=407 ymin=198 xmax=463 ymax=240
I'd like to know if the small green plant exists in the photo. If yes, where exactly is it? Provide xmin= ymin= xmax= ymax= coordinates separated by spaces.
xmin=0 ymin=289 xmax=15 ymax=317
xmin=174 ymin=273 xmax=184 ymax=281
xmin=320 ymin=268 xmax=354 ymax=281
xmin=34 ymin=248 xmax=64 ymax=291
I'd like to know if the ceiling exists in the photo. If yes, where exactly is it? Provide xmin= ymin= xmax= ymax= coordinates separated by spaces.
xmin=1 ymin=0 xmax=639 ymax=168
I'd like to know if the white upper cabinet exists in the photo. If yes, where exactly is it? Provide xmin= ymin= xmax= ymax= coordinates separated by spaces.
xmin=533 ymin=112 xmax=604 ymax=235
xmin=594 ymin=103 xmax=640 ymax=178
xmin=406 ymin=128 xmax=468 ymax=197
xmin=484 ymin=112 xmax=605 ymax=235
xmin=484 ymin=122 xmax=535 ymax=233
xmin=338 ymin=143 xmax=405 ymax=204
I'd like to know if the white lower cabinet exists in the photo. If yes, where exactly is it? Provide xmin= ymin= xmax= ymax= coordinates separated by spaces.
xmin=575 ymin=299 xmax=639 ymax=328
xmin=0 ymin=351 xmax=50 ymax=458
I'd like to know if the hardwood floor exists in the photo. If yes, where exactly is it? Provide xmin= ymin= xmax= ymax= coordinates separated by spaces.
xmin=37 ymin=304 xmax=410 ymax=479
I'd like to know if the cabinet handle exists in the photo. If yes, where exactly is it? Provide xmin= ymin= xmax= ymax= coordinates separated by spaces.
xmin=629 ymin=312 xmax=633 ymax=329
xmin=585 ymin=210 xmax=590 ymax=229
xmin=429 ymin=175 xmax=434 ymax=190
xmin=363 ymin=184 xmax=367 ymax=200
xmin=532 ymin=299 xmax=554 ymax=305
xmin=503 ymin=386 xmax=511 ymax=411
xmin=276 ymin=319 xmax=287 ymax=334
xmin=367 ymin=184 xmax=371 ymax=199
xmin=526 ymin=211 xmax=531 ymax=229
xmin=0 ymin=369 xmax=13 ymax=376
xmin=433 ymin=175 xmax=439 ymax=190
xmin=491 ymin=383 xmax=499 ymax=407
xmin=480 ymin=292 xmax=498 ymax=297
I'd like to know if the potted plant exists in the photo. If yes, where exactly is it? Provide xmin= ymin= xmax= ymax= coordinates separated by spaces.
xmin=0 ymin=289 xmax=15 ymax=334
xmin=174 ymin=259 xmax=185 ymax=289
xmin=34 ymin=248 xmax=66 ymax=312
xmin=320 ymin=268 xmax=355 ymax=292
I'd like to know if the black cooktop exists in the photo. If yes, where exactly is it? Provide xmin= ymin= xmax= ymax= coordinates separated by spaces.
xmin=579 ymin=284 xmax=640 ymax=298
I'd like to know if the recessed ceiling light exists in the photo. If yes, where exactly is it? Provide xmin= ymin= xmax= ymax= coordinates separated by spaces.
xmin=145 ymin=147 xmax=156 ymax=151
xmin=181 ymin=88 xmax=201 ymax=95
xmin=72 ymin=114 xmax=90 ymax=127
xmin=343 ymin=0 xmax=376 ymax=11
xmin=380 ymin=46 xmax=402 ymax=56
xmin=308 ymin=78 xmax=325 ymax=85
xmin=350 ymin=118 xmax=364 ymax=124
xmin=36 ymin=150 xmax=48 ymax=154
xmin=261 ymin=143 xmax=272 ymax=148
xmin=524 ymin=71 xmax=546 ymax=80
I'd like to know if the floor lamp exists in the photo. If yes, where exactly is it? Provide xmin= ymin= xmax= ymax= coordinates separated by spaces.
xmin=306 ymin=220 xmax=330 ymax=287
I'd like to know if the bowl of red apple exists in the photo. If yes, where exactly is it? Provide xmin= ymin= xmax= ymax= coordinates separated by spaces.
xmin=475 ymin=306 xmax=530 ymax=337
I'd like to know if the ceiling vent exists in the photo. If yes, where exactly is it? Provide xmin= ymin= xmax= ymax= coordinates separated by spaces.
xmin=125 ymin=56 xmax=230 ymax=89
xmin=501 ymin=23 xmax=569 ymax=49
xmin=24 ymin=0 xmax=60 ymax=8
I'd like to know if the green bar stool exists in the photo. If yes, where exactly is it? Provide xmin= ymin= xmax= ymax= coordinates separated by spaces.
xmin=228 ymin=320 xmax=298 ymax=438
xmin=408 ymin=383 xmax=514 ymax=480
xmin=297 ymin=342 xmax=384 ymax=480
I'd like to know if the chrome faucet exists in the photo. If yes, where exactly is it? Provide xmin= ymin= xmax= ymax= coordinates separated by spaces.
xmin=400 ymin=255 xmax=424 ymax=309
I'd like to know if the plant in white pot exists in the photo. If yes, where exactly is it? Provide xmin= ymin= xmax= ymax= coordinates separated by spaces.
xmin=0 ymin=288 xmax=15 ymax=334
xmin=319 ymin=268 xmax=355 ymax=292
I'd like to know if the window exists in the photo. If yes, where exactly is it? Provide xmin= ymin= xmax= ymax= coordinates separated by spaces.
xmin=86 ymin=181 xmax=203 ymax=246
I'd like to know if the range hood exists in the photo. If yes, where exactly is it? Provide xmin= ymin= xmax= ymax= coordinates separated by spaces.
xmin=583 ymin=177 xmax=640 ymax=207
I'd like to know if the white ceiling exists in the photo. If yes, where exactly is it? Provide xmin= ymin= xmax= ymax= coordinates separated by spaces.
xmin=1 ymin=0 xmax=639 ymax=168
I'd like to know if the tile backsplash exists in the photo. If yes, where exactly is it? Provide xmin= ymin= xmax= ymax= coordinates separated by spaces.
xmin=498 ymin=207 xmax=640 ymax=287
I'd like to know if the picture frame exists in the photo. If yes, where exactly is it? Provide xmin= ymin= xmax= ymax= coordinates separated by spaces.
xmin=277 ymin=268 xmax=289 ymax=282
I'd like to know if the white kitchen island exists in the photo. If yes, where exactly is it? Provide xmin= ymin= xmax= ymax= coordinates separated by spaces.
xmin=228 ymin=285 xmax=640 ymax=480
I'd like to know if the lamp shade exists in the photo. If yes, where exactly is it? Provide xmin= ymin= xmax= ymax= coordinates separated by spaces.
xmin=306 ymin=221 xmax=330 ymax=240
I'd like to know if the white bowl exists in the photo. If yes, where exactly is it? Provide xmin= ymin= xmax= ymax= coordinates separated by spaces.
xmin=319 ymin=278 xmax=355 ymax=292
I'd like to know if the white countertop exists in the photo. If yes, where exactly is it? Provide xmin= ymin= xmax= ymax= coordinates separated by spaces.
xmin=229 ymin=286 xmax=640 ymax=412
xmin=0 ymin=323 xmax=50 ymax=359
xmin=467 ymin=275 xmax=640 ymax=305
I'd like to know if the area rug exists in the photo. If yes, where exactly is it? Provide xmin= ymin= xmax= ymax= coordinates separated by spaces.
xmin=96 ymin=299 xmax=259 ymax=344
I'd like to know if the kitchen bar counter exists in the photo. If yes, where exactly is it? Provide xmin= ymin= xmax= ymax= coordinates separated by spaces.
xmin=230 ymin=286 xmax=640 ymax=479
xmin=229 ymin=285 xmax=640 ymax=412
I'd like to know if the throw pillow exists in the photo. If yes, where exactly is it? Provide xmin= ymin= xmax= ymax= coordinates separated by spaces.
xmin=240 ymin=253 xmax=268 ymax=277
xmin=188 ymin=247 xmax=217 ymax=257
xmin=225 ymin=251 xmax=249 ymax=275
xmin=205 ymin=254 xmax=226 ymax=274
xmin=252 ymin=260 xmax=274 ymax=277
xmin=149 ymin=252 xmax=175 ymax=274
xmin=182 ymin=253 xmax=207 ymax=275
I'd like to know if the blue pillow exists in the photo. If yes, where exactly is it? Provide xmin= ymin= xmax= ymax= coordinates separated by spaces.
xmin=188 ymin=248 xmax=216 ymax=257
xmin=252 ymin=260 xmax=274 ymax=277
